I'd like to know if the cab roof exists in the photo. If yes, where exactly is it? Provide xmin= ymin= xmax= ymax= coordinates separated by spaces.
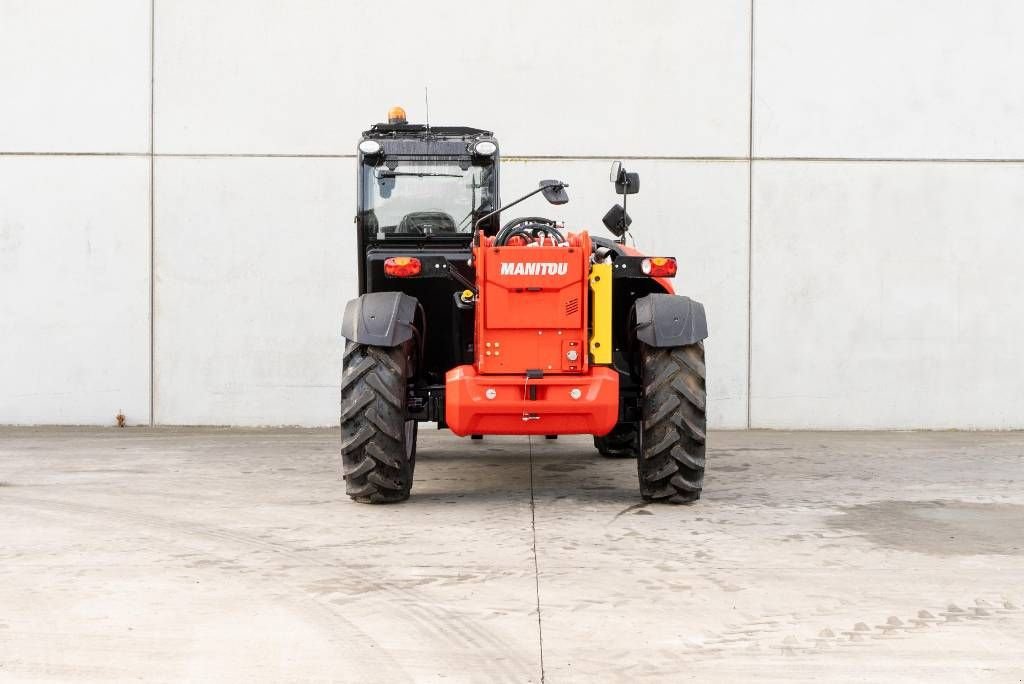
xmin=363 ymin=123 xmax=493 ymax=139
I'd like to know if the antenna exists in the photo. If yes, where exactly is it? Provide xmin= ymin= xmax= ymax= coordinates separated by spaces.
xmin=424 ymin=86 xmax=430 ymax=130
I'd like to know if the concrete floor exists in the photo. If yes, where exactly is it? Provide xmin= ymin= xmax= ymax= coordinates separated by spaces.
xmin=1 ymin=429 xmax=1022 ymax=682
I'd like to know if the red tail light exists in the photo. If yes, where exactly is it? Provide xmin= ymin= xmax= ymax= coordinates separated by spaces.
xmin=384 ymin=256 xmax=421 ymax=277
xmin=641 ymin=257 xmax=677 ymax=277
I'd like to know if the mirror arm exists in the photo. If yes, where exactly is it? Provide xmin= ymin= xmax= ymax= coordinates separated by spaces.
xmin=619 ymin=184 xmax=628 ymax=244
xmin=473 ymin=182 xmax=567 ymax=236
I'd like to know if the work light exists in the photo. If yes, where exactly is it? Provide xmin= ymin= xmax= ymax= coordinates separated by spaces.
xmin=474 ymin=140 xmax=497 ymax=156
xmin=358 ymin=140 xmax=382 ymax=155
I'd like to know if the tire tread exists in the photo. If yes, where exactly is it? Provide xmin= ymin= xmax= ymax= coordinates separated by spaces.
xmin=637 ymin=343 xmax=707 ymax=504
xmin=340 ymin=341 xmax=415 ymax=504
xmin=594 ymin=423 xmax=639 ymax=458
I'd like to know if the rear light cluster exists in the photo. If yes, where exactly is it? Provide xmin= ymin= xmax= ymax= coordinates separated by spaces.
xmin=641 ymin=257 xmax=677 ymax=277
xmin=384 ymin=256 xmax=421 ymax=277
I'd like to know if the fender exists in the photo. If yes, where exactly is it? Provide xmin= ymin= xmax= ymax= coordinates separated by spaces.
xmin=341 ymin=291 xmax=418 ymax=347
xmin=634 ymin=293 xmax=708 ymax=348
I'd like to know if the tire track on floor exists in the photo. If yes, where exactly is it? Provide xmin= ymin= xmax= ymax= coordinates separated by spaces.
xmin=2 ymin=495 xmax=536 ymax=683
xmin=1 ymin=495 xmax=410 ymax=682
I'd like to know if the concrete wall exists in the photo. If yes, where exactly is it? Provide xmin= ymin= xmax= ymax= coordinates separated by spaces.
xmin=1 ymin=1 xmax=1022 ymax=429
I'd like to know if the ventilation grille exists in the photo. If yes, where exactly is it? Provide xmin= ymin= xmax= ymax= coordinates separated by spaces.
xmin=565 ymin=298 xmax=579 ymax=316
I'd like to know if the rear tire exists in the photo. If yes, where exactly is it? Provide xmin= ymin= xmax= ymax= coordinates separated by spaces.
xmin=593 ymin=423 xmax=638 ymax=458
xmin=341 ymin=341 xmax=417 ymax=503
xmin=638 ymin=343 xmax=707 ymax=504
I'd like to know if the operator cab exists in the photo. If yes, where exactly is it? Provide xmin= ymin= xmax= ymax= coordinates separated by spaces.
xmin=356 ymin=107 xmax=500 ymax=249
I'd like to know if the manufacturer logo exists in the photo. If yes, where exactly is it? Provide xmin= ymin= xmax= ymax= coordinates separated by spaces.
xmin=499 ymin=262 xmax=568 ymax=276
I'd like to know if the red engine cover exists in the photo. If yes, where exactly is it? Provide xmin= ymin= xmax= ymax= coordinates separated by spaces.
xmin=473 ymin=233 xmax=592 ymax=375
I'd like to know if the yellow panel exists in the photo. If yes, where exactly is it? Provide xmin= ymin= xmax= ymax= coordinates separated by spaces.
xmin=589 ymin=263 xmax=612 ymax=365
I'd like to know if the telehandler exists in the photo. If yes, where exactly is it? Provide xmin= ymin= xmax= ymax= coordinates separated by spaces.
xmin=341 ymin=107 xmax=708 ymax=504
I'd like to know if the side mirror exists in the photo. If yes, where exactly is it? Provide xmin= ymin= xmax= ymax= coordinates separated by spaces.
xmin=539 ymin=180 xmax=569 ymax=205
xmin=609 ymin=161 xmax=640 ymax=195
xmin=602 ymin=203 xmax=632 ymax=237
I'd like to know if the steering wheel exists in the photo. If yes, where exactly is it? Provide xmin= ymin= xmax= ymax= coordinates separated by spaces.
xmin=495 ymin=217 xmax=566 ymax=246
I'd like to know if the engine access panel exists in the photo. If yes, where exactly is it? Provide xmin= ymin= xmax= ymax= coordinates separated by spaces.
xmin=474 ymin=233 xmax=592 ymax=375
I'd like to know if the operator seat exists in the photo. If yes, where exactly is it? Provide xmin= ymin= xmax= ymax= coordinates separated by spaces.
xmin=396 ymin=211 xmax=457 ymax=235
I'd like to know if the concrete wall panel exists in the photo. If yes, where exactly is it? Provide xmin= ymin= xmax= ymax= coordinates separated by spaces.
xmin=0 ymin=0 xmax=150 ymax=153
xmin=154 ymin=157 xmax=351 ymax=426
xmin=485 ymin=159 xmax=749 ymax=429
xmin=750 ymin=161 xmax=1024 ymax=429
xmin=0 ymin=157 xmax=150 ymax=424
xmin=7 ymin=2 xmax=1023 ymax=430
xmin=155 ymin=0 xmax=750 ymax=157
xmin=755 ymin=0 xmax=1024 ymax=159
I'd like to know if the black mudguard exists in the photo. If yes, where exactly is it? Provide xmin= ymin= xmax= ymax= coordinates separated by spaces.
xmin=341 ymin=291 xmax=419 ymax=347
xmin=634 ymin=293 xmax=708 ymax=347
